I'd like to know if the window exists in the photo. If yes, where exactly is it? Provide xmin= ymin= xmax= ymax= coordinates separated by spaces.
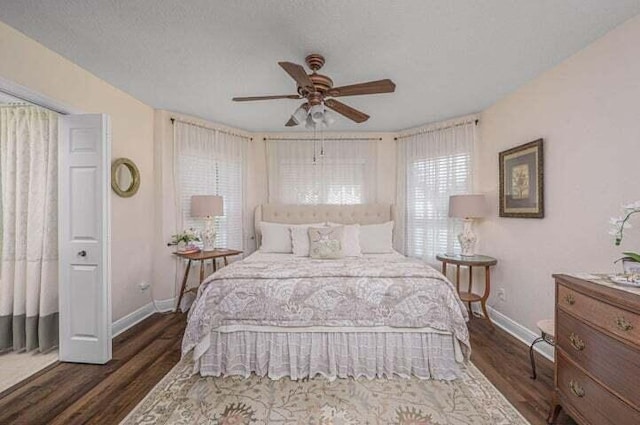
xmin=267 ymin=139 xmax=377 ymax=204
xmin=407 ymin=153 xmax=471 ymax=258
xmin=175 ymin=122 xmax=246 ymax=250
xmin=398 ymin=120 xmax=476 ymax=261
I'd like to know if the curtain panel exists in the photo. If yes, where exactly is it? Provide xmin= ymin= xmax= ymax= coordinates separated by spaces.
xmin=174 ymin=122 xmax=248 ymax=251
xmin=396 ymin=118 xmax=476 ymax=263
xmin=0 ymin=105 xmax=59 ymax=353
xmin=266 ymin=139 xmax=377 ymax=204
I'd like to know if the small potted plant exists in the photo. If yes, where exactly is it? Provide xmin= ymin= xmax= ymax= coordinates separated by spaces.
xmin=610 ymin=201 xmax=640 ymax=278
xmin=169 ymin=228 xmax=201 ymax=254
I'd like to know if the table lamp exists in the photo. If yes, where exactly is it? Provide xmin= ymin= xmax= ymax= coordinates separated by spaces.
xmin=448 ymin=194 xmax=487 ymax=256
xmin=191 ymin=195 xmax=224 ymax=251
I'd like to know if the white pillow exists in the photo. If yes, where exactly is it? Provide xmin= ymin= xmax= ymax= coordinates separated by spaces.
xmin=327 ymin=223 xmax=362 ymax=257
xmin=291 ymin=225 xmax=317 ymax=256
xmin=259 ymin=222 xmax=292 ymax=253
xmin=359 ymin=221 xmax=394 ymax=253
xmin=260 ymin=222 xmax=322 ymax=253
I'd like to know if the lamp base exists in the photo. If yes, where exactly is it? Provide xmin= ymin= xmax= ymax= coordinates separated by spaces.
xmin=201 ymin=217 xmax=217 ymax=251
xmin=458 ymin=218 xmax=477 ymax=257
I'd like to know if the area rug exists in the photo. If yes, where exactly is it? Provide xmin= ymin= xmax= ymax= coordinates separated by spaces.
xmin=0 ymin=349 xmax=58 ymax=394
xmin=121 ymin=357 xmax=529 ymax=425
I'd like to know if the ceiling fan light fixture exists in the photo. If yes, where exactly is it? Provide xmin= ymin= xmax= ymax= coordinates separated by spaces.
xmin=322 ymin=109 xmax=336 ymax=126
xmin=310 ymin=104 xmax=324 ymax=123
xmin=305 ymin=114 xmax=316 ymax=130
xmin=291 ymin=106 xmax=308 ymax=125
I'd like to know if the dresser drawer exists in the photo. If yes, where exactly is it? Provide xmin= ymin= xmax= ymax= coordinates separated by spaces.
xmin=558 ymin=284 xmax=640 ymax=347
xmin=557 ymin=309 xmax=640 ymax=408
xmin=557 ymin=352 xmax=640 ymax=425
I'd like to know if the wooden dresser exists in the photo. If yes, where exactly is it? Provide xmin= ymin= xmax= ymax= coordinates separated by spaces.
xmin=549 ymin=274 xmax=640 ymax=425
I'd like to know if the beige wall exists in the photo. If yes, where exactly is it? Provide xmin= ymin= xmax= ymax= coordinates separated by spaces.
xmin=0 ymin=21 xmax=156 ymax=321
xmin=476 ymin=14 xmax=640 ymax=331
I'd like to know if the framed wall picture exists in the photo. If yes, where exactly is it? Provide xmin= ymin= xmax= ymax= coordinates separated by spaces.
xmin=499 ymin=139 xmax=544 ymax=218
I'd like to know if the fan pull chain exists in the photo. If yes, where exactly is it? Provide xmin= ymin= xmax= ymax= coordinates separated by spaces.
xmin=312 ymin=124 xmax=317 ymax=164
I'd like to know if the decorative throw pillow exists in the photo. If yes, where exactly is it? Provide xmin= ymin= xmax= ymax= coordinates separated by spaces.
xmin=359 ymin=221 xmax=394 ymax=253
xmin=308 ymin=226 xmax=345 ymax=259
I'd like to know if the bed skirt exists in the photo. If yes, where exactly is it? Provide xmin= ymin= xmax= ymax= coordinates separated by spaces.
xmin=192 ymin=329 xmax=465 ymax=381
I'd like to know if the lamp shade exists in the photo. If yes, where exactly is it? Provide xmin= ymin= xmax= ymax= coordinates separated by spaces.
xmin=448 ymin=194 xmax=487 ymax=218
xmin=323 ymin=109 xmax=336 ymax=126
xmin=310 ymin=104 xmax=324 ymax=123
xmin=305 ymin=114 xmax=315 ymax=129
xmin=191 ymin=195 xmax=223 ymax=218
xmin=291 ymin=106 xmax=307 ymax=125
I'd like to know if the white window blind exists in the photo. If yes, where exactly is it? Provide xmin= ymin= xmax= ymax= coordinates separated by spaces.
xmin=397 ymin=119 xmax=476 ymax=261
xmin=174 ymin=122 xmax=247 ymax=250
xmin=266 ymin=139 xmax=377 ymax=204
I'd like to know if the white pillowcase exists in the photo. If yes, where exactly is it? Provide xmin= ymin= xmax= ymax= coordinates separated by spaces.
xmin=327 ymin=223 xmax=362 ymax=257
xmin=291 ymin=225 xmax=315 ymax=256
xmin=260 ymin=222 xmax=322 ymax=253
xmin=359 ymin=221 xmax=394 ymax=253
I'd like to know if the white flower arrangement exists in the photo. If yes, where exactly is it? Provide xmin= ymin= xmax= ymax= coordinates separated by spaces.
xmin=170 ymin=228 xmax=201 ymax=246
xmin=610 ymin=201 xmax=640 ymax=263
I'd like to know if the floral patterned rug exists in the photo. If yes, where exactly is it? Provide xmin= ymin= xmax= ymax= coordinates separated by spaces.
xmin=121 ymin=357 xmax=528 ymax=425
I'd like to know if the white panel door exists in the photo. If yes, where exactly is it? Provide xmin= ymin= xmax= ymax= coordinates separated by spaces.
xmin=58 ymin=114 xmax=112 ymax=364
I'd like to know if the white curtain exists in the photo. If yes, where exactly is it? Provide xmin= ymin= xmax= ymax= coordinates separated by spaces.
xmin=396 ymin=118 xmax=476 ymax=263
xmin=266 ymin=139 xmax=377 ymax=204
xmin=0 ymin=105 xmax=58 ymax=353
xmin=174 ymin=122 xmax=247 ymax=251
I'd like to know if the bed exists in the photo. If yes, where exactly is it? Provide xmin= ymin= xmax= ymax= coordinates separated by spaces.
xmin=182 ymin=203 xmax=470 ymax=380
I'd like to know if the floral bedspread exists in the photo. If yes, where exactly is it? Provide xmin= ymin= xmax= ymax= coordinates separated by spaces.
xmin=182 ymin=255 xmax=470 ymax=358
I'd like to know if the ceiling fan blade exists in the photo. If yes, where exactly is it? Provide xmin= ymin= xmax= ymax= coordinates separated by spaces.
xmin=325 ymin=99 xmax=369 ymax=123
xmin=232 ymin=94 xmax=301 ymax=101
xmin=278 ymin=62 xmax=315 ymax=92
xmin=328 ymin=79 xmax=396 ymax=97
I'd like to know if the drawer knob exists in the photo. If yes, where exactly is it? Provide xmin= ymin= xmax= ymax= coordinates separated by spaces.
xmin=564 ymin=294 xmax=575 ymax=305
xmin=569 ymin=380 xmax=585 ymax=398
xmin=616 ymin=316 xmax=634 ymax=332
xmin=569 ymin=333 xmax=585 ymax=351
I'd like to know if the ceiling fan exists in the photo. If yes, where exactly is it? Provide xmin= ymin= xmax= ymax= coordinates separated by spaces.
xmin=232 ymin=54 xmax=396 ymax=127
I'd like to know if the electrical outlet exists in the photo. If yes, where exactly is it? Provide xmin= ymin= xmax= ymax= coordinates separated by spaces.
xmin=497 ymin=288 xmax=506 ymax=302
xmin=138 ymin=281 xmax=150 ymax=291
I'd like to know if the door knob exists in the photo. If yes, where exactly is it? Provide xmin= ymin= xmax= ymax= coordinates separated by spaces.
xmin=78 ymin=250 xmax=87 ymax=257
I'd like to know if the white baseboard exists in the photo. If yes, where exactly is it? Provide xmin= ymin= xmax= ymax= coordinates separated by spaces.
xmin=111 ymin=297 xmax=177 ymax=338
xmin=153 ymin=297 xmax=177 ymax=313
xmin=472 ymin=305 xmax=554 ymax=361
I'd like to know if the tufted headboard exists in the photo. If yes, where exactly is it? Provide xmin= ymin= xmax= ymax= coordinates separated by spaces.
xmin=255 ymin=203 xmax=395 ymax=246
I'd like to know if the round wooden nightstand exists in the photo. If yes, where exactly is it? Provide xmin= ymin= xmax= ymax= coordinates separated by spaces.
xmin=436 ymin=253 xmax=497 ymax=328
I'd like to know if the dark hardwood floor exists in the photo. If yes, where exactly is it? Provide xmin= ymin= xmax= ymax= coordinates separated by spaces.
xmin=468 ymin=317 xmax=576 ymax=425
xmin=0 ymin=313 xmax=576 ymax=425
xmin=0 ymin=313 xmax=187 ymax=425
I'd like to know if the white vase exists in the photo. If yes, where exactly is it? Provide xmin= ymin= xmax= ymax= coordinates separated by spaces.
xmin=201 ymin=217 xmax=217 ymax=251
xmin=458 ymin=218 xmax=477 ymax=256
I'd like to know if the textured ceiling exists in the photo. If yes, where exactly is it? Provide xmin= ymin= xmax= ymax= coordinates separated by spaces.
xmin=1 ymin=1 xmax=639 ymax=132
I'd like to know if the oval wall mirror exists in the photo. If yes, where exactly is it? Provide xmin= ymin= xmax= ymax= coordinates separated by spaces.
xmin=111 ymin=157 xmax=140 ymax=198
